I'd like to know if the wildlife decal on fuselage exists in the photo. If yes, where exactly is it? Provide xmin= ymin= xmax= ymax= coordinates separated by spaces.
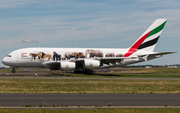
xmin=26 ymin=49 xmax=124 ymax=62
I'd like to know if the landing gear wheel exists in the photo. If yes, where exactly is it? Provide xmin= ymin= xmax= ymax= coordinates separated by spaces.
xmin=87 ymin=70 xmax=95 ymax=74
xmin=74 ymin=69 xmax=95 ymax=74
xmin=89 ymin=70 xmax=93 ymax=74
xmin=74 ymin=70 xmax=78 ymax=73
xmin=12 ymin=70 xmax=16 ymax=73
xmin=92 ymin=71 xmax=95 ymax=74
xmin=12 ymin=67 xmax=16 ymax=73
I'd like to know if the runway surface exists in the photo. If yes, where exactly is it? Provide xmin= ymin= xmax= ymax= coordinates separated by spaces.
xmin=0 ymin=94 xmax=180 ymax=106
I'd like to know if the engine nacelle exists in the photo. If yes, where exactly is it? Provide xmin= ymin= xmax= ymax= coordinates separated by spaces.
xmin=84 ymin=59 xmax=100 ymax=69
xmin=60 ymin=62 xmax=75 ymax=71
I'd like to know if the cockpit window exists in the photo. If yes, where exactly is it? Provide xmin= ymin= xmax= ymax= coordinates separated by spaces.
xmin=7 ymin=55 xmax=11 ymax=57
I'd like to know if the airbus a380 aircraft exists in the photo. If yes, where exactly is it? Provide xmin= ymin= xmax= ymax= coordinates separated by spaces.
xmin=2 ymin=19 xmax=175 ymax=73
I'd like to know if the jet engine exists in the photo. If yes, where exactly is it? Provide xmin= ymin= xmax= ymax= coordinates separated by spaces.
xmin=84 ymin=59 xmax=100 ymax=69
xmin=60 ymin=62 xmax=75 ymax=71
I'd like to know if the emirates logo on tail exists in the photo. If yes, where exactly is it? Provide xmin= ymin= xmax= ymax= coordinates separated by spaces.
xmin=124 ymin=19 xmax=167 ymax=57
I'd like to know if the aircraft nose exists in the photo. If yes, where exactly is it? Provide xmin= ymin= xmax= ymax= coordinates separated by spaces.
xmin=2 ymin=57 xmax=9 ymax=65
xmin=2 ymin=57 xmax=6 ymax=65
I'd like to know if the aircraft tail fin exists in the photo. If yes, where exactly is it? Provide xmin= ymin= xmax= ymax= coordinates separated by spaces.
xmin=124 ymin=19 xmax=167 ymax=57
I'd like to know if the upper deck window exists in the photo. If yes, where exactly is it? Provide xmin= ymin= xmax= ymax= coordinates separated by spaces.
xmin=7 ymin=55 xmax=11 ymax=57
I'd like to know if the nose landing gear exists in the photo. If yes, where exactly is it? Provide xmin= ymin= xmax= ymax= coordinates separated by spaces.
xmin=12 ymin=67 xmax=16 ymax=73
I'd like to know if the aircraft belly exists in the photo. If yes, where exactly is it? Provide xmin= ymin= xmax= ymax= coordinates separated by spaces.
xmin=9 ymin=61 xmax=42 ymax=67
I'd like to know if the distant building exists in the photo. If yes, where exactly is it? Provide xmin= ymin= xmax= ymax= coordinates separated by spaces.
xmin=145 ymin=66 xmax=152 ymax=68
xmin=168 ymin=65 xmax=178 ymax=68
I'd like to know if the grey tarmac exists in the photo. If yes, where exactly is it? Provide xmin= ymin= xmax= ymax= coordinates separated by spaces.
xmin=0 ymin=94 xmax=180 ymax=107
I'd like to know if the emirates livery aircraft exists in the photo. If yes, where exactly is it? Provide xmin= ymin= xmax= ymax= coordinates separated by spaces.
xmin=2 ymin=19 xmax=175 ymax=73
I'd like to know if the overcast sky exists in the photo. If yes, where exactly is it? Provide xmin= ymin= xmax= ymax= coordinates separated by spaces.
xmin=0 ymin=0 xmax=180 ymax=67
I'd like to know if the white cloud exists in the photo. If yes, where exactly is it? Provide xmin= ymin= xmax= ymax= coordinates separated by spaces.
xmin=21 ymin=40 xmax=39 ymax=43
xmin=174 ymin=23 xmax=180 ymax=28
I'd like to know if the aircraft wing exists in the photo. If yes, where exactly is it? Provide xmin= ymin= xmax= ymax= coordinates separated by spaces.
xmin=42 ymin=57 xmax=137 ymax=68
xmin=42 ymin=52 xmax=175 ymax=69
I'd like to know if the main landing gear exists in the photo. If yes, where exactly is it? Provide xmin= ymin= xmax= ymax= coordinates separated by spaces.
xmin=74 ymin=69 xmax=95 ymax=74
xmin=12 ymin=67 xmax=16 ymax=73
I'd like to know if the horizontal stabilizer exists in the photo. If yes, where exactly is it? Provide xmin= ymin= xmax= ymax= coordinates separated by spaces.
xmin=138 ymin=52 xmax=176 ymax=58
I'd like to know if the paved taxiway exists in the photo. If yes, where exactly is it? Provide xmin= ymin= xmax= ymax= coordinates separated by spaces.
xmin=0 ymin=94 xmax=180 ymax=106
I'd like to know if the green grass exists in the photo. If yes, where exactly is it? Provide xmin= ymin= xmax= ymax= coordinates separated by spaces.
xmin=118 ymin=68 xmax=180 ymax=74
xmin=1 ymin=79 xmax=180 ymax=94
xmin=0 ymin=109 xmax=180 ymax=113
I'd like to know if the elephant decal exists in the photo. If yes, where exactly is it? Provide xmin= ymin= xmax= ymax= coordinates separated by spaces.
xmin=105 ymin=53 xmax=115 ymax=57
xmin=64 ymin=52 xmax=85 ymax=59
xmin=116 ymin=54 xmax=124 ymax=57
xmin=85 ymin=49 xmax=103 ymax=58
